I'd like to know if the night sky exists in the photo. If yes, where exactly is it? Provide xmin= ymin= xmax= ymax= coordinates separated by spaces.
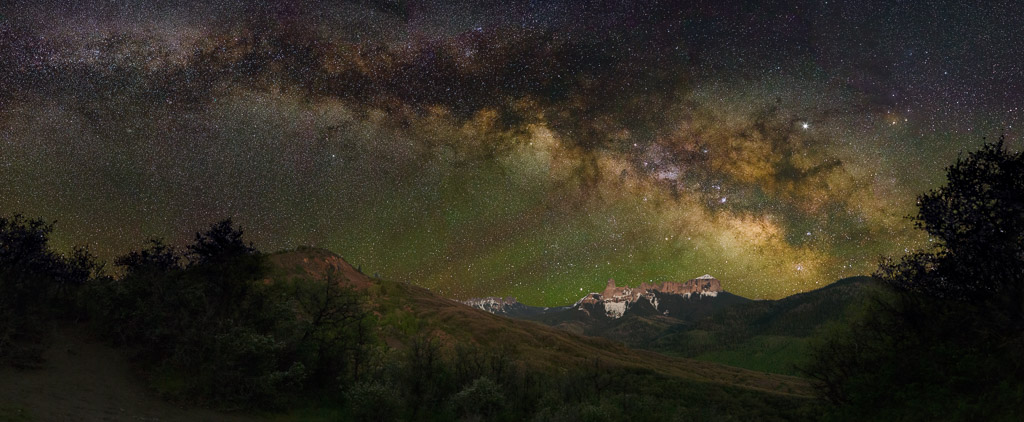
xmin=1 ymin=0 xmax=1021 ymax=305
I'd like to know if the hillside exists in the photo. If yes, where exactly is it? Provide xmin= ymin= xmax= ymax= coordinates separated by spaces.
xmin=0 ymin=245 xmax=827 ymax=421
xmin=463 ymin=275 xmax=877 ymax=376
xmin=0 ymin=244 xmax=827 ymax=421
xmin=267 ymin=247 xmax=814 ymax=396
xmin=263 ymin=249 xmax=832 ymax=420
xmin=0 ymin=328 xmax=255 ymax=422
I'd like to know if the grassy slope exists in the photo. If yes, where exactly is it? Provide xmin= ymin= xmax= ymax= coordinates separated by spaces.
xmin=516 ymin=275 xmax=876 ymax=376
xmin=390 ymin=280 xmax=812 ymax=395
xmin=267 ymin=247 xmax=816 ymax=398
xmin=652 ymin=276 xmax=877 ymax=375
xmin=695 ymin=336 xmax=810 ymax=375
xmin=0 ymin=327 xmax=257 ymax=422
xmin=2 ymin=248 xmax=824 ymax=421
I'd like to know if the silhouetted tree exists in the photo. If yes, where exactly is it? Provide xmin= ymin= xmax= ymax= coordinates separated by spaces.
xmin=0 ymin=214 xmax=96 ymax=365
xmin=880 ymin=138 xmax=1024 ymax=325
xmin=91 ymin=219 xmax=294 ymax=406
xmin=89 ymin=219 xmax=386 ymax=408
xmin=114 ymin=238 xmax=181 ymax=277
xmin=184 ymin=218 xmax=263 ymax=315
xmin=186 ymin=217 xmax=256 ymax=267
xmin=804 ymin=138 xmax=1024 ymax=420
xmin=288 ymin=270 xmax=372 ymax=387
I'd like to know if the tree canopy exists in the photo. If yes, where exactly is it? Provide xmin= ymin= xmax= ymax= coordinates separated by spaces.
xmin=0 ymin=214 xmax=96 ymax=365
xmin=805 ymin=138 xmax=1024 ymax=420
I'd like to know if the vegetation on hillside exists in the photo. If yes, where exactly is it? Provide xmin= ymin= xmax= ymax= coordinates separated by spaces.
xmin=0 ymin=214 xmax=97 ymax=367
xmin=8 ymin=138 xmax=1021 ymax=420
xmin=86 ymin=220 xmax=375 ymax=408
xmin=1 ymin=216 xmax=820 ymax=420
xmin=533 ymin=276 xmax=874 ymax=376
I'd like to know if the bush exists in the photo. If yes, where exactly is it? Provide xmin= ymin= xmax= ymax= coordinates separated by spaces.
xmin=803 ymin=139 xmax=1024 ymax=420
xmin=87 ymin=219 xmax=373 ymax=408
xmin=346 ymin=380 xmax=403 ymax=421
xmin=450 ymin=376 xmax=505 ymax=420
xmin=0 ymin=214 xmax=96 ymax=366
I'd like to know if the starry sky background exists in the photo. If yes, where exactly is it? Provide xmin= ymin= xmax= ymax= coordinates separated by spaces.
xmin=1 ymin=0 xmax=1021 ymax=305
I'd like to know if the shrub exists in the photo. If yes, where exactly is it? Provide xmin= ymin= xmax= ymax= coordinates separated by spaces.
xmin=0 ymin=214 xmax=96 ymax=366
xmin=450 ymin=376 xmax=505 ymax=420
xmin=803 ymin=139 xmax=1024 ymax=420
xmin=87 ymin=219 xmax=373 ymax=408
xmin=346 ymin=380 xmax=403 ymax=422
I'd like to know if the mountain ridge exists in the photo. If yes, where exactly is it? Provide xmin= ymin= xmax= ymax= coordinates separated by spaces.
xmin=461 ymin=274 xmax=732 ymax=320
xmin=454 ymin=270 xmax=877 ymax=375
xmin=269 ymin=247 xmax=815 ymax=396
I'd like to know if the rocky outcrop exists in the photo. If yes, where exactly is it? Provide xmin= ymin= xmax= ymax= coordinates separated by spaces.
xmin=462 ymin=297 xmax=523 ymax=314
xmin=579 ymin=275 xmax=724 ymax=319
xmin=461 ymin=297 xmax=570 ymax=318
xmin=460 ymin=275 xmax=727 ymax=320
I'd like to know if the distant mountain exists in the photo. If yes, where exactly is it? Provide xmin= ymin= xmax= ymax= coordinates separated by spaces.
xmin=266 ymin=248 xmax=814 ymax=399
xmin=522 ymin=275 xmax=750 ymax=343
xmin=464 ymin=274 xmax=744 ymax=321
xmin=574 ymin=275 xmax=741 ymax=319
xmin=681 ymin=276 xmax=877 ymax=339
xmin=460 ymin=272 xmax=878 ymax=376
xmin=638 ymin=276 xmax=878 ymax=374
xmin=460 ymin=296 xmax=571 ymax=318
xmin=645 ymin=276 xmax=879 ymax=375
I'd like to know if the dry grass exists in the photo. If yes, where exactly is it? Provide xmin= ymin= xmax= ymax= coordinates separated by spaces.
xmin=389 ymin=280 xmax=813 ymax=397
xmin=267 ymin=247 xmax=815 ymax=398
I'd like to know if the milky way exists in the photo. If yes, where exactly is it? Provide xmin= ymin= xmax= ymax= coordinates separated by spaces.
xmin=1 ymin=0 xmax=1021 ymax=305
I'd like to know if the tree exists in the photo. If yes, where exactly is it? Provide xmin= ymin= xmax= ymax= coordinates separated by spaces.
xmin=881 ymin=138 xmax=1024 ymax=324
xmin=288 ymin=270 xmax=371 ymax=387
xmin=0 ymin=214 xmax=96 ymax=365
xmin=450 ymin=376 xmax=505 ymax=420
xmin=185 ymin=218 xmax=262 ymax=313
xmin=114 ymin=238 xmax=181 ymax=277
xmin=185 ymin=218 xmax=256 ymax=267
xmin=803 ymin=138 xmax=1024 ymax=420
xmin=92 ymin=219 xmax=379 ymax=409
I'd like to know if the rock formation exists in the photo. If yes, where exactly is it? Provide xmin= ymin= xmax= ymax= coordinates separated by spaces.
xmin=580 ymin=275 xmax=723 ymax=319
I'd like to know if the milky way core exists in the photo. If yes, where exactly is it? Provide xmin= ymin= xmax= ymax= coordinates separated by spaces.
xmin=1 ymin=1 xmax=1021 ymax=304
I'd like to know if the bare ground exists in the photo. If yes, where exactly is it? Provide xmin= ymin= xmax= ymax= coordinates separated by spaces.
xmin=0 ymin=328 xmax=262 ymax=422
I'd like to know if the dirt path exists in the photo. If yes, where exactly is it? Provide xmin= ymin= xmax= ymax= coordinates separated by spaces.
xmin=0 ymin=328 xmax=262 ymax=422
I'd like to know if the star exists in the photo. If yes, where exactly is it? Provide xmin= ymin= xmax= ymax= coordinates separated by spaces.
xmin=0 ymin=0 xmax=1016 ymax=306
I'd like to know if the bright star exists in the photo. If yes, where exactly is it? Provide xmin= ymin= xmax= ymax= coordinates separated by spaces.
xmin=801 ymin=122 xmax=810 ymax=130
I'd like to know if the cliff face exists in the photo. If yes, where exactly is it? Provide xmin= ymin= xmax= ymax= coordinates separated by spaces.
xmin=461 ymin=297 xmax=572 ymax=318
xmin=462 ymin=297 xmax=524 ymax=314
xmin=640 ymin=275 xmax=722 ymax=296
xmin=460 ymin=275 xmax=727 ymax=320
xmin=603 ymin=275 xmax=722 ymax=299
xmin=581 ymin=275 xmax=724 ymax=319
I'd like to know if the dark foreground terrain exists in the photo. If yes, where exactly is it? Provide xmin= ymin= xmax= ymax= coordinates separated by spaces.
xmin=1 ymin=236 xmax=821 ymax=421
xmin=0 ymin=327 xmax=254 ymax=422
